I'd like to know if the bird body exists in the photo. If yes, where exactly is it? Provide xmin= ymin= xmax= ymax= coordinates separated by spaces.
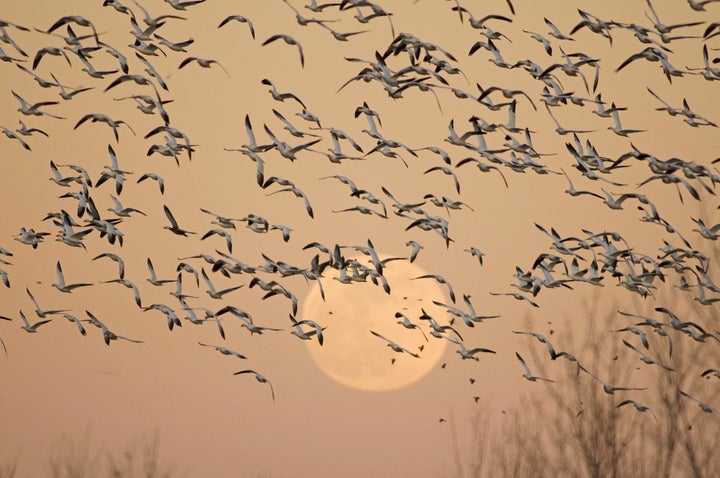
xmin=370 ymin=330 xmax=420 ymax=358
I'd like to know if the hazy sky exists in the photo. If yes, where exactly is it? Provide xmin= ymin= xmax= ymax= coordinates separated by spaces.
xmin=1 ymin=1 xmax=719 ymax=477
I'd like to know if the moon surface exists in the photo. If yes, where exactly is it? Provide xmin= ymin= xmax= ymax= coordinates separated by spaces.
xmin=300 ymin=257 xmax=449 ymax=392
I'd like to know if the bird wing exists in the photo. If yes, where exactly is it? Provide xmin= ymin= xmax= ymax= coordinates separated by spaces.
xmin=163 ymin=205 xmax=179 ymax=228
xmin=55 ymin=261 xmax=65 ymax=287
xmin=515 ymin=352 xmax=532 ymax=375
xmin=200 ymin=268 xmax=215 ymax=291
xmin=19 ymin=310 xmax=31 ymax=327
xmin=26 ymin=288 xmax=41 ymax=310
xmin=370 ymin=329 xmax=391 ymax=344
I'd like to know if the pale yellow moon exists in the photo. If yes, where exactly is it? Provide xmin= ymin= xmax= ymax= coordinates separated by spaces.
xmin=300 ymin=257 xmax=449 ymax=391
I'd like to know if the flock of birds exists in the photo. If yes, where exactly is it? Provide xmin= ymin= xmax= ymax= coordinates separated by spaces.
xmin=0 ymin=0 xmax=719 ymax=418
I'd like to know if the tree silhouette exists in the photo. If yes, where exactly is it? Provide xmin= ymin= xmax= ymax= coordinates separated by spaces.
xmin=464 ymin=256 xmax=720 ymax=477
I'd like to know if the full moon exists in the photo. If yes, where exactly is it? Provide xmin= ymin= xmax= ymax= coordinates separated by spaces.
xmin=300 ymin=257 xmax=450 ymax=391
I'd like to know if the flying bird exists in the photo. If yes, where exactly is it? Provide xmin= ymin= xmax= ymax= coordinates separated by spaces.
xmin=0 ymin=124 xmax=31 ymax=150
xmin=19 ymin=310 xmax=52 ymax=333
xmin=622 ymin=339 xmax=674 ymax=371
xmin=515 ymin=352 xmax=555 ymax=382
xmin=146 ymin=257 xmax=175 ymax=286
xmin=32 ymin=46 xmax=71 ymax=70
xmin=63 ymin=313 xmax=87 ymax=336
xmin=26 ymin=288 xmax=68 ymax=318
xmin=46 ymin=15 xmax=99 ymax=43
xmin=74 ymin=113 xmax=136 ymax=142
xmin=447 ymin=338 xmax=496 ymax=360
xmin=163 ymin=205 xmax=196 ymax=236
xmin=201 ymin=268 xmax=243 ymax=299
xmin=164 ymin=0 xmax=206 ymax=10
xmin=513 ymin=331 xmax=575 ymax=361
xmin=178 ymin=56 xmax=230 ymax=78
xmin=218 ymin=14 xmax=255 ymax=38
xmin=137 ymin=172 xmax=165 ymax=194
xmin=52 ymin=261 xmax=93 ymax=293
xmin=233 ymin=369 xmax=275 ymax=402
xmin=86 ymin=310 xmax=144 ymax=345
xmin=198 ymin=341 xmax=247 ymax=359
xmin=411 ymin=273 xmax=456 ymax=303
xmin=608 ymin=105 xmax=645 ymax=136
xmin=102 ymin=278 xmax=143 ymax=308
xmin=18 ymin=120 xmax=48 ymax=138
xmin=580 ymin=365 xmax=648 ymax=395
xmin=289 ymin=316 xmax=325 ymax=345
xmin=394 ymin=312 xmax=428 ymax=341
xmin=260 ymin=78 xmax=306 ymax=109
xmin=370 ymin=330 xmax=420 ymax=358
xmin=12 ymin=90 xmax=64 ymax=119
xmin=262 ymin=34 xmax=305 ymax=67
xmin=679 ymin=389 xmax=720 ymax=415
xmin=616 ymin=399 xmax=657 ymax=421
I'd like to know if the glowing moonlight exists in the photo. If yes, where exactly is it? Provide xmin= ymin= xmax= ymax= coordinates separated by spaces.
xmin=300 ymin=258 xmax=449 ymax=391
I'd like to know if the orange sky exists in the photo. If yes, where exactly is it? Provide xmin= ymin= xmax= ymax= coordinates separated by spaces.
xmin=1 ymin=1 xmax=719 ymax=477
